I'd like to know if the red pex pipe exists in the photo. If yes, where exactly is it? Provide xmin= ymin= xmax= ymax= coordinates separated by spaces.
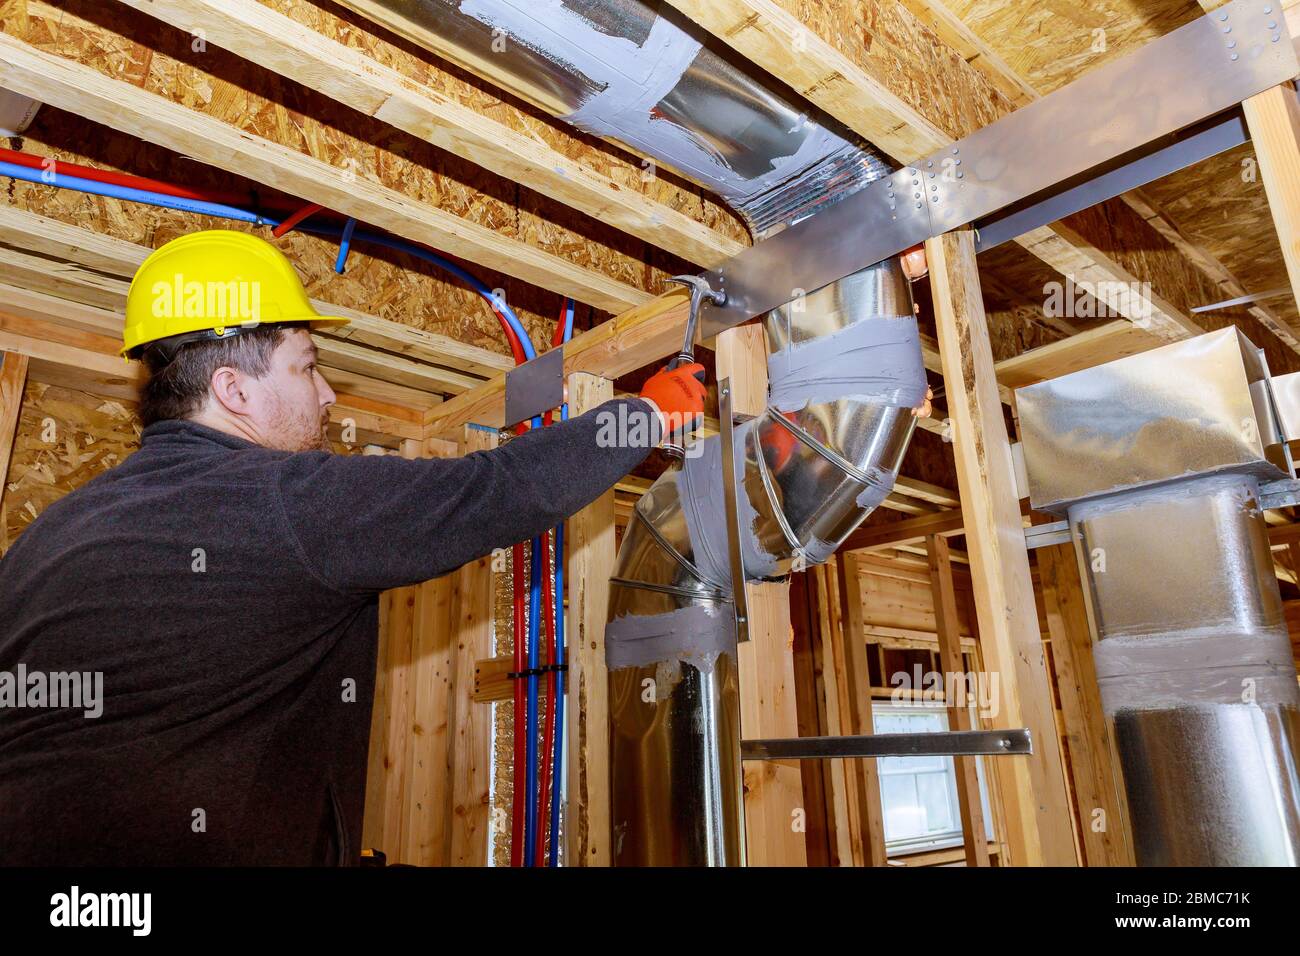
xmin=535 ymin=526 xmax=556 ymax=865
xmin=0 ymin=147 xmax=286 ymax=209
xmin=509 ymin=538 xmax=527 ymax=867
xmin=271 ymin=202 xmax=324 ymax=239
xmin=533 ymin=305 xmax=567 ymax=864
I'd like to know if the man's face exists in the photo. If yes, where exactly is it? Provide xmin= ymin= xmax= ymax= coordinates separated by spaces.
xmin=243 ymin=329 xmax=336 ymax=452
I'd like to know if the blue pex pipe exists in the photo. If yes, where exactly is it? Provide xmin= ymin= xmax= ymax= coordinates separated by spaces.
xmin=0 ymin=160 xmax=538 ymax=361
xmin=0 ymin=161 xmax=267 ymax=223
xmin=305 ymin=224 xmax=537 ymax=361
xmin=334 ymin=217 xmax=358 ymax=274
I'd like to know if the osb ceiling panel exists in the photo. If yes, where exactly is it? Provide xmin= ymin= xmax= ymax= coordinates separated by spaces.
xmin=1141 ymin=141 xmax=1300 ymax=335
xmin=9 ymin=108 xmax=569 ymax=355
xmin=948 ymin=0 xmax=1204 ymax=94
xmin=1 ymin=0 xmax=693 ymax=309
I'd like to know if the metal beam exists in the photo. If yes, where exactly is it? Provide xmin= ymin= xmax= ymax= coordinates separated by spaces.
xmin=742 ymin=729 xmax=1033 ymax=760
xmin=697 ymin=0 xmax=1297 ymax=338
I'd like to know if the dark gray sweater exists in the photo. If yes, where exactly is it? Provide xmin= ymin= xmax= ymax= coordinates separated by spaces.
xmin=0 ymin=400 xmax=654 ymax=866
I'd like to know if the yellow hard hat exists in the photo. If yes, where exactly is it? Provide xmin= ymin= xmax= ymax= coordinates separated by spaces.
xmin=122 ymin=229 xmax=349 ymax=357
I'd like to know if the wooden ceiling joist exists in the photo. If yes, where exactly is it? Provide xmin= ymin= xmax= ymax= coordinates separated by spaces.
xmin=113 ymin=0 xmax=747 ymax=269
xmin=425 ymin=290 xmax=691 ymax=435
xmin=0 ymin=243 xmax=478 ymax=400
xmin=0 ymin=203 xmax=511 ymax=393
xmin=0 ymin=26 xmax=650 ymax=314
xmin=0 ymin=308 xmax=423 ymax=442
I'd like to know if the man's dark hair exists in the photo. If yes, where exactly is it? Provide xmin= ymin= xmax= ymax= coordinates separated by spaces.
xmin=137 ymin=325 xmax=299 ymax=428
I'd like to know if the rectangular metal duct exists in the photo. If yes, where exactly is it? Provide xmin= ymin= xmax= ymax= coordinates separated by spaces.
xmin=1018 ymin=330 xmax=1300 ymax=866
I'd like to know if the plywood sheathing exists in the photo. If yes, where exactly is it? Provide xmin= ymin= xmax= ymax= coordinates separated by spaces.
xmin=1057 ymin=201 xmax=1300 ymax=374
xmin=947 ymin=0 xmax=1202 ymax=98
xmin=263 ymin=0 xmax=749 ymax=250
xmin=1142 ymin=142 xmax=1300 ymax=343
xmin=0 ymin=0 xmax=697 ymax=327
xmin=1 ymin=381 xmax=138 ymax=553
xmin=769 ymin=0 xmax=1017 ymax=150
xmin=7 ymin=106 xmax=563 ymax=355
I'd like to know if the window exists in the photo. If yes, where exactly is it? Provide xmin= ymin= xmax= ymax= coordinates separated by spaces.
xmin=872 ymin=701 xmax=994 ymax=856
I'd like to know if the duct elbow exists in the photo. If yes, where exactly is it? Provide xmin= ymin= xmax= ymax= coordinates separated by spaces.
xmin=608 ymin=254 xmax=923 ymax=617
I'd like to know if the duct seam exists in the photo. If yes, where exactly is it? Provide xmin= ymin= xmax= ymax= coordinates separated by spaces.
xmin=629 ymin=506 xmax=710 ymax=589
xmin=610 ymin=576 xmax=726 ymax=603
xmin=749 ymin=415 xmax=804 ymax=554
xmin=767 ymin=406 xmax=874 ymax=486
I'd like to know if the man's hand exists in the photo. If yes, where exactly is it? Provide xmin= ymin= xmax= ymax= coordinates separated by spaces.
xmin=912 ymin=385 xmax=934 ymax=419
xmin=639 ymin=362 xmax=707 ymax=442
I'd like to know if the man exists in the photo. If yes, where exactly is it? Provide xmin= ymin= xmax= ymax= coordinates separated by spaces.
xmin=0 ymin=230 xmax=706 ymax=865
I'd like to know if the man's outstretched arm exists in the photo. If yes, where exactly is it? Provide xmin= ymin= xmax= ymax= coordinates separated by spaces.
xmin=275 ymin=396 xmax=662 ymax=593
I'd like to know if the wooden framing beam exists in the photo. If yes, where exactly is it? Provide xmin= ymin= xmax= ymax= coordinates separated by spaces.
xmin=0 ymin=29 xmax=649 ymax=313
xmin=812 ymin=562 xmax=856 ymax=865
xmin=993 ymin=320 xmax=1161 ymax=390
xmin=564 ymin=371 xmax=616 ymax=866
xmin=788 ymin=570 xmax=832 ymax=865
xmin=927 ymin=533 xmax=990 ymax=867
xmin=926 ymin=227 xmax=1076 ymax=866
xmin=831 ymin=552 xmax=889 ymax=866
xmin=364 ymin=572 xmax=417 ymax=856
xmin=0 ymin=350 xmax=30 ymax=518
xmin=717 ymin=323 xmax=805 ymax=866
xmin=1037 ymin=542 xmax=1135 ymax=867
xmin=447 ymin=425 xmax=497 ymax=865
xmin=115 ymin=0 xmax=745 ymax=269
xmin=840 ymin=508 xmax=967 ymax=553
xmin=1242 ymin=82 xmax=1300 ymax=320
xmin=395 ymin=438 xmax=456 ymax=865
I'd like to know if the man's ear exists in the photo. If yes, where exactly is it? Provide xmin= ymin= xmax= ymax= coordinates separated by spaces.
xmin=209 ymin=366 xmax=252 ymax=416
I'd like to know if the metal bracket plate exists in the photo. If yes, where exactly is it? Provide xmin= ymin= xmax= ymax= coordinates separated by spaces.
xmin=503 ymin=346 xmax=564 ymax=428
xmin=699 ymin=167 xmax=932 ymax=337
xmin=695 ymin=0 xmax=1297 ymax=338
xmin=1260 ymin=477 xmax=1300 ymax=509
xmin=741 ymin=728 xmax=1033 ymax=761
xmin=973 ymin=110 xmax=1250 ymax=252
xmin=718 ymin=377 xmax=750 ymax=644
xmin=1024 ymin=520 xmax=1071 ymax=550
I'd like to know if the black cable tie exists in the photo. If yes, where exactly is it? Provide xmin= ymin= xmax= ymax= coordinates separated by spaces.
xmin=506 ymin=663 xmax=569 ymax=679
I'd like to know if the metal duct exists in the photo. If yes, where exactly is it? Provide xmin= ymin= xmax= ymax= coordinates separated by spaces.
xmin=1019 ymin=329 xmax=1300 ymax=866
xmin=348 ymin=0 xmax=927 ymax=865
xmin=607 ymin=263 xmax=925 ymax=865
xmin=343 ymin=0 xmax=884 ymax=233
